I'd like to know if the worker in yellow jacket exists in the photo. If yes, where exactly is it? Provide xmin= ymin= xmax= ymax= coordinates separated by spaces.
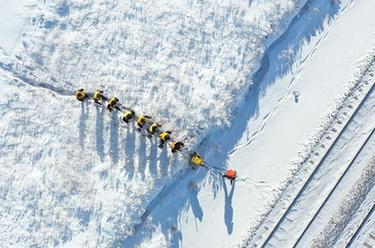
xmin=107 ymin=97 xmax=119 ymax=111
xmin=191 ymin=152 xmax=205 ymax=168
xmin=158 ymin=131 xmax=172 ymax=148
xmin=170 ymin=141 xmax=184 ymax=153
xmin=136 ymin=115 xmax=151 ymax=132
xmin=75 ymin=89 xmax=88 ymax=102
xmin=93 ymin=90 xmax=104 ymax=104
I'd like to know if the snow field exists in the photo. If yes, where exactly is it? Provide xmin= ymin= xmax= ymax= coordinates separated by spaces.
xmin=11 ymin=0 xmax=307 ymax=140
xmin=0 ymin=71 xmax=184 ymax=247
xmin=0 ymin=0 xmax=315 ymax=247
xmin=126 ymin=0 xmax=375 ymax=247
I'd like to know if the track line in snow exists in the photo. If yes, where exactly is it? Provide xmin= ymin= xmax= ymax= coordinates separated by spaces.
xmin=346 ymin=198 xmax=375 ymax=247
xmin=0 ymin=59 xmax=73 ymax=96
xmin=293 ymin=128 xmax=375 ymax=247
xmin=260 ymin=79 xmax=375 ymax=247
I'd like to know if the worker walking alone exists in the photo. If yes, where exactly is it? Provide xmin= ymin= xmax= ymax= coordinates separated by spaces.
xmin=223 ymin=168 xmax=237 ymax=185
xmin=75 ymin=89 xmax=88 ymax=102
xmin=107 ymin=97 xmax=119 ymax=111
xmin=158 ymin=131 xmax=172 ymax=148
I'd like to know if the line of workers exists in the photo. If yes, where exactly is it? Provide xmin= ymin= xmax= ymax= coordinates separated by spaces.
xmin=76 ymin=89 xmax=237 ymax=183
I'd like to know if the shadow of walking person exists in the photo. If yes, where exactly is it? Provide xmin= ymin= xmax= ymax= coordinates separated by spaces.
xmin=159 ymin=146 xmax=170 ymax=177
xmin=109 ymin=111 xmax=119 ymax=164
xmin=148 ymin=138 xmax=158 ymax=177
xmin=124 ymin=124 xmax=136 ymax=179
xmin=95 ymin=105 xmax=105 ymax=161
xmin=223 ymin=177 xmax=235 ymax=234
xmin=137 ymin=133 xmax=147 ymax=179
xmin=189 ymin=180 xmax=203 ymax=225
xmin=79 ymin=102 xmax=89 ymax=149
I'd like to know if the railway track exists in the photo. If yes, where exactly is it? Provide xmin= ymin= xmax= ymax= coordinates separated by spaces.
xmin=346 ymin=203 xmax=375 ymax=247
xmin=259 ymin=81 xmax=375 ymax=247
xmin=293 ymin=129 xmax=375 ymax=247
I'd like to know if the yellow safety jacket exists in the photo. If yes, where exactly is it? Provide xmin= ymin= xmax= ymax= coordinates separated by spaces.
xmin=137 ymin=116 xmax=146 ymax=125
xmin=159 ymin=131 xmax=170 ymax=141
xmin=148 ymin=123 xmax=159 ymax=133
xmin=170 ymin=142 xmax=177 ymax=149
xmin=124 ymin=111 xmax=133 ymax=119
xmin=93 ymin=91 xmax=103 ymax=101
xmin=191 ymin=155 xmax=204 ymax=166
xmin=171 ymin=141 xmax=183 ymax=149
xmin=108 ymin=97 xmax=118 ymax=106
xmin=76 ymin=91 xmax=87 ymax=101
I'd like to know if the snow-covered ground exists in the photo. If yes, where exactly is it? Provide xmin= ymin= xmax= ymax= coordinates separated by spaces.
xmin=125 ymin=0 xmax=375 ymax=247
xmin=0 ymin=0 xmax=35 ymax=55
xmin=1 ymin=0 xmax=375 ymax=247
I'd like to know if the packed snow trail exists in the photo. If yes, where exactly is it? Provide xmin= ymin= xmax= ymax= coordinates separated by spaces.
xmin=0 ymin=58 xmax=73 ymax=96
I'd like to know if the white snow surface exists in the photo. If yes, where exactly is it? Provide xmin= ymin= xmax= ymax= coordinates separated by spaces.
xmin=125 ymin=0 xmax=375 ymax=247
xmin=0 ymin=0 xmax=35 ymax=55
xmin=0 ymin=0 xmax=315 ymax=247
xmin=10 ymin=0 xmax=305 ymax=137
xmin=1 ymin=0 xmax=375 ymax=247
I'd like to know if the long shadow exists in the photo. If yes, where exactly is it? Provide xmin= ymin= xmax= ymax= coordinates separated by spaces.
xmin=148 ymin=138 xmax=158 ymax=177
xmin=124 ymin=124 xmax=136 ymax=179
xmin=79 ymin=102 xmax=89 ymax=149
xmin=109 ymin=111 xmax=119 ymax=164
xmin=223 ymin=178 xmax=235 ymax=234
xmin=121 ymin=0 xmax=342 ymax=246
xmin=95 ymin=105 xmax=105 ymax=161
xmin=189 ymin=181 xmax=203 ymax=223
xmin=137 ymin=133 xmax=147 ymax=179
xmin=159 ymin=146 xmax=170 ymax=177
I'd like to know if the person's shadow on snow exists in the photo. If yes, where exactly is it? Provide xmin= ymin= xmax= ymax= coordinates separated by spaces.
xmin=109 ymin=111 xmax=119 ymax=164
xmin=79 ymin=102 xmax=89 ymax=149
xmin=223 ymin=177 xmax=235 ymax=234
xmin=189 ymin=181 xmax=203 ymax=225
xmin=95 ymin=104 xmax=105 ymax=161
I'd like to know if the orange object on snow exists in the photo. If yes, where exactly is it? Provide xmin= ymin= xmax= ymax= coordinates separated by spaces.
xmin=225 ymin=169 xmax=237 ymax=179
